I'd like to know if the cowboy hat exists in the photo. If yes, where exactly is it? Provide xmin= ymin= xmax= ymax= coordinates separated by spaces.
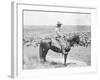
xmin=56 ymin=21 xmax=62 ymax=27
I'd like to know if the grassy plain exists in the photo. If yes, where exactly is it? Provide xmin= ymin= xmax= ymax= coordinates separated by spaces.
xmin=23 ymin=25 xmax=91 ymax=69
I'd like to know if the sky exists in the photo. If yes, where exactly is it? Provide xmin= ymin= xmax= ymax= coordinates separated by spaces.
xmin=24 ymin=10 xmax=91 ymax=26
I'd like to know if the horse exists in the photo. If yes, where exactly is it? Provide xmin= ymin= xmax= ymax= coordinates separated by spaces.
xmin=39 ymin=35 xmax=80 ymax=65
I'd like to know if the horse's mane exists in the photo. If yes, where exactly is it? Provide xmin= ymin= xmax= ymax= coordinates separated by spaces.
xmin=66 ymin=35 xmax=80 ymax=46
xmin=67 ymin=35 xmax=79 ymax=41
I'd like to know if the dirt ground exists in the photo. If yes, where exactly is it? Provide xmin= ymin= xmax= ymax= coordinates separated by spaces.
xmin=23 ymin=45 xmax=91 ymax=69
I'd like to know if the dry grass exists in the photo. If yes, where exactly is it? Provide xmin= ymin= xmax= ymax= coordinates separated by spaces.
xmin=23 ymin=44 xmax=91 ymax=69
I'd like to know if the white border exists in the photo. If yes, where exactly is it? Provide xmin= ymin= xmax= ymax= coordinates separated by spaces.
xmin=11 ymin=1 xmax=97 ymax=78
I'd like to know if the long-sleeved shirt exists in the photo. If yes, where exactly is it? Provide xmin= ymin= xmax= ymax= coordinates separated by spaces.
xmin=55 ymin=27 xmax=62 ymax=37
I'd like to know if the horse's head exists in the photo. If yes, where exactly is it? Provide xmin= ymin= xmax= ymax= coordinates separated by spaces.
xmin=67 ymin=35 xmax=80 ymax=47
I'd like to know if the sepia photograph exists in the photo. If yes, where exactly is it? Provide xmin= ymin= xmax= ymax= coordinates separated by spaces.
xmin=23 ymin=10 xmax=91 ymax=69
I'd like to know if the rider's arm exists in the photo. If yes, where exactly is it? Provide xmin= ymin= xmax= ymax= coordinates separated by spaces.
xmin=55 ymin=28 xmax=62 ymax=37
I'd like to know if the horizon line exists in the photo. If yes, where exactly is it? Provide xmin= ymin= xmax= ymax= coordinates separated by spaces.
xmin=24 ymin=24 xmax=91 ymax=26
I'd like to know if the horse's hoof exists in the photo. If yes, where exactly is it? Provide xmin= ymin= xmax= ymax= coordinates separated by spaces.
xmin=40 ymin=59 xmax=46 ymax=63
xmin=64 ymin=64 xmax=67 ymax=66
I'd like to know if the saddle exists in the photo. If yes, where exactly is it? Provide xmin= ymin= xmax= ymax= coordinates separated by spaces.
xmin=51 ymin=36 xmax=67 ymax=50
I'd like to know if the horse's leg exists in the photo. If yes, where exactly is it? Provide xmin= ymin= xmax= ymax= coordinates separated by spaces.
xmin=64 ymin=53 xmax=68 ymax=65
xmin=43 ymin=49 xmax=49 ymax=62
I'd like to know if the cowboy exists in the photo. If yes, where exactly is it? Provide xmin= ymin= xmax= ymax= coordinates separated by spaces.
xmin=55 ymin=21 xmax=63 ymax=38
xmin=52 ymin=21 xmax=67 ymax=54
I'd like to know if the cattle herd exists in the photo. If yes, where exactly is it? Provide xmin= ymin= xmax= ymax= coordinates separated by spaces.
xmin=23 ymin=32 xmax=91 ymax=48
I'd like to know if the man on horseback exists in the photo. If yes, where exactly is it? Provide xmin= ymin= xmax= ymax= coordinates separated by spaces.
xmin=52 ymin=21 xmax=68 ymax=55
xmin=39 ymin=21 xmax=80 ymax=65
